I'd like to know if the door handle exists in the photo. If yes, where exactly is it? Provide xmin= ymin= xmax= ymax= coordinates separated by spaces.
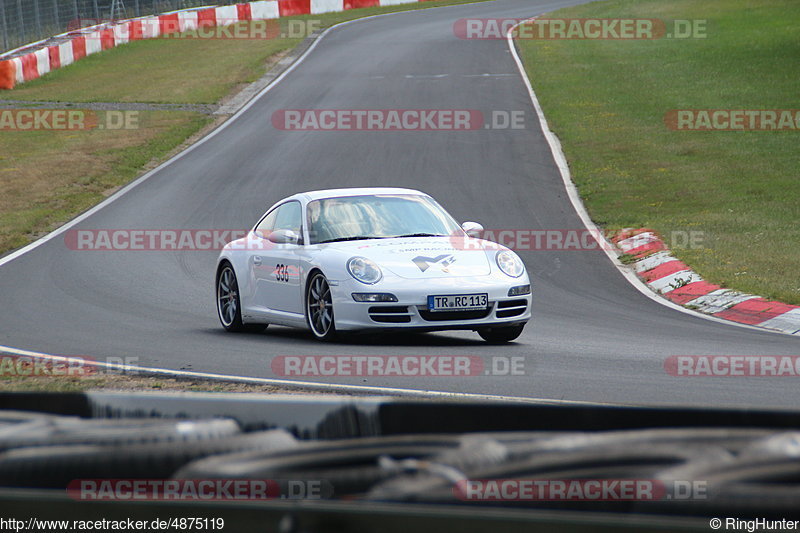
xmin=253 ymin=256 xmax=262 ymax=266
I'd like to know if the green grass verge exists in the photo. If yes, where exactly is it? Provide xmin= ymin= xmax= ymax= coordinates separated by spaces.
xmin=0 ymin=372 xmax=293 ymax=393
xmin=517 ymin=0 xmax=800 ymax=304
xmin=0 ymin=110 xmax=210 ymax=253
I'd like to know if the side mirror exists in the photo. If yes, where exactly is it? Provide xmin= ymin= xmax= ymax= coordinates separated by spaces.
xmin=461 ymin=221 xmax=484 ymax=238
xmin=268 ymin=229 xmax=301 ymax=245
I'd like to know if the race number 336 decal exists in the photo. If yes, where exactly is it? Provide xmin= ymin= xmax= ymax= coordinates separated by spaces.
xmin=274 ymin=264 xmax=290 ymax=282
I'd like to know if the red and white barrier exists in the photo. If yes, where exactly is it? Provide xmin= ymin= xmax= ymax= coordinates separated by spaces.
xmin=0 ymin=0 xmax=426 ymax=90
xmin=251 ymin=1 xmax=281 ymax=19
xmin=312 ymin=0 xmax=346 ymax=14
xmin=613 ymin=228 xmax=800 ymax=335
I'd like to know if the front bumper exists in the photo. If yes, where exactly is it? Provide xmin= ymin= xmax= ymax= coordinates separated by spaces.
xmin=331 ymin=276 xmax=532 ymax=331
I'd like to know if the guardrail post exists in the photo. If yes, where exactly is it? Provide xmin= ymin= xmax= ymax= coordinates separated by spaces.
xmin=34 ymin=0 xmax=42 ymax=42
xmin=0 ymin=1 xmax=9 ymax=52
xmin=15 ymin=0 xmax=24 ymax=43
xmin=92 ymin=0 xmax=99 ymax=20
xmin=134 ymin=0 xmax=140 ymax=17
xmin=53 ymin=0 xmax=60 ymax=33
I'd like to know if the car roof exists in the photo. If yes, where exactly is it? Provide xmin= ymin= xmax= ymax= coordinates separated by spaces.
xmin=291 ymin=187 xmax=427 ymax=202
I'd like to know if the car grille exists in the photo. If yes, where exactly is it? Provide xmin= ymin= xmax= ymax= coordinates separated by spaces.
xmin=368 ymin=306 xmax=411 ymax=323
xmin=418 ymin=309 xmax=493 ymax=322
xmin=496 ymin=299 xmax=528 ymax=318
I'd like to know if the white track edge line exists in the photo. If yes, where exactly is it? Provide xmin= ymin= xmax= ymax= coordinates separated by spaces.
xmin=0 ymin=344 xmax=625 ymax=406
xmin=0 ymin=22 xmax=337 ymax=267
xmin=505 ymin=19 xmax=795 ymax=338
xmin=1 ymin=0 xmax=595 ymax=405
xmin=0 ymin=0 xmax=493 ymax=268
xmin=1 ymin=3 xmax=788 ymax=405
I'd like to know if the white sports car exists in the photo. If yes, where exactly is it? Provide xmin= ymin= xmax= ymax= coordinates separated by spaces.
xmin=215 ymin=187 xmax=532 ymax=343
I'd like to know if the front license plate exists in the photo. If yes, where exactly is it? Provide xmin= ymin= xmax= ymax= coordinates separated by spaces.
xmin=428 ymin=293 xmax=488 ymax=312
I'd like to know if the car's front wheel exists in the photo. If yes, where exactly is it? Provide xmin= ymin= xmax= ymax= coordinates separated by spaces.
xmin=216 ymin=262 xmax=267 ymax=333
xmin=477 ymin=324 xmax=525 ymax=344
xmin=306 ymin=271 xmax=337 ymax=341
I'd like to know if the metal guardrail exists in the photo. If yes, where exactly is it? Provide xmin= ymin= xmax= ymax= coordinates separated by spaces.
xmin=0 ymin=0 xmax=222 ymax=55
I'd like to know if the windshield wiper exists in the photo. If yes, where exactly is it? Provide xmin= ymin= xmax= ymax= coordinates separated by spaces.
xmin=318 ymin=236 xmax=388 ymax=243
xmin=391 ymin=233 xmax=447 ymax=238
xmin=318 ymin=234 xmax=445 ymax=243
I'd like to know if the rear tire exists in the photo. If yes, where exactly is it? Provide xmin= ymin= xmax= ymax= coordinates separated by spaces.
xmin=216 ymin=262 xmax=267 ymax=333
xmin=478 ymin=324 xmax=525 ymax=344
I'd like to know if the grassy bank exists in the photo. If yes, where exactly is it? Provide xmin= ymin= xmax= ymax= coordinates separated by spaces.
xmin=517 ymin=0 xmax=800 ymax=304
xmin=0 ymin=0 xmax=489 ymax=258
xmin=0 ymin=371 xmax=310 ymax=393
xmin=0 ymin=110 xmax=209 ymax=252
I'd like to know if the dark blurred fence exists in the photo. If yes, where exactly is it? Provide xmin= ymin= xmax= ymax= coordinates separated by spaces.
xmin=0 ymin=0 xmax=223 ymax=54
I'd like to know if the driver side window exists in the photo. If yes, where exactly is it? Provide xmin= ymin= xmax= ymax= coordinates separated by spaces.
xmin=255 ymin=202 xmax=302 ymax=243
xmin=273 ymin=201 xmax=302 ymax=234
xmin=255 ymin=208 xmax=278 ymax=237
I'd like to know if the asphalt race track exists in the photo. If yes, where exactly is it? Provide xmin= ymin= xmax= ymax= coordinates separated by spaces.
xmin=1 ymin=0 xmax=798 ymax=408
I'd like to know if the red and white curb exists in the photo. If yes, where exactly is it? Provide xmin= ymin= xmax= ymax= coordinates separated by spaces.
xmin=0 ymin=0 xmax=427 ymax=90
xmin=613 ymin=228 xmax=800 ymax=335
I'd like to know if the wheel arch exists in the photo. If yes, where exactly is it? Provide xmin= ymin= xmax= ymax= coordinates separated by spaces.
xmin=216 ymin=257 xmax=233 ymax=277
xmin=303 ymin=267 xmax=327 ymax=313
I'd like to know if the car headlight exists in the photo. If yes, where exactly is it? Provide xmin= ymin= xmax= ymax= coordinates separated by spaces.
xmin=347 ymin=257 xmax=382 ymax=284
xmin=496 ymin=250 xmax=524 ymax=278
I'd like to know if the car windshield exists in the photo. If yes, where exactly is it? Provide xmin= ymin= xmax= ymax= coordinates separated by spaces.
xmin=306 ymin=194 xmax=462 ymax=244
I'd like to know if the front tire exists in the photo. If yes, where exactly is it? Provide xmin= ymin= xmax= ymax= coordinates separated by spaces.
xmin=478 ymin=324 xmax=525 ymax=344
xmin=216 ymin=262 xmax=267 ymax=333
xmin=306 ymin=271 xmax=337 ymax=341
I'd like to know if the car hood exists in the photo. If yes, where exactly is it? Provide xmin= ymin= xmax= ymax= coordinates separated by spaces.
xmin=329 ymin=237 xmax=493 ymax=279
